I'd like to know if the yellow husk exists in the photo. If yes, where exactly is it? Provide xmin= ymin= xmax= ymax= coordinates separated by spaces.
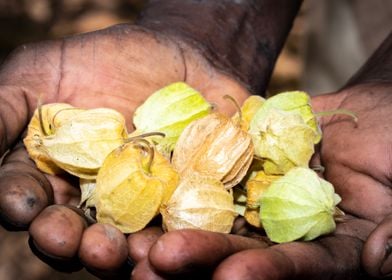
xmin=173 ymin=113 xmax=254 ymax=189
xmin=161 ymin=175 xmax=237 ymax=233
xmin=96 ymin=142 xmax=179 ymax=233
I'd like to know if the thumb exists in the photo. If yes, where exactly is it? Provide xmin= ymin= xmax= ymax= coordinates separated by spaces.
xmin=0 ymin=41 xmax=64 ymax=154
xmin=362 ymin=214 xmax=392 ymax=278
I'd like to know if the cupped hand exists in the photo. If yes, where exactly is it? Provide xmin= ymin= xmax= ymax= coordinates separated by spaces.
xmin=0 ymin=23 xmax=250 ymax=278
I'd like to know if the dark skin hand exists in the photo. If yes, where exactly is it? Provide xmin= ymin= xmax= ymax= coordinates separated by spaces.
xmin=0 ymin=24 xmax=250 ymax=278
xmin=2 ymin=0 xmax=391 ymax=279
xmin=0 ymin=0 xmax=301 ymax=278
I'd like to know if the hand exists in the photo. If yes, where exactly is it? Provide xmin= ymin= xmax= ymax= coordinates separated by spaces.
xmin=312 ymin=83 xmax=392 ymax=278
xmin=0 ymin=23 xmax=250 ymax=278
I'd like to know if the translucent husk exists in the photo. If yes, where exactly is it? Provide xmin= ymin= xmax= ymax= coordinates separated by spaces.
xmin=131 ymin=82 xmax=212 ymax=156
xmin=23 ymin=103 xmax=82 ymax=174
xmin=249 ymin=108 xmax=318 ymax=175
xmin=260 ymin=167 xmax=341 ymax=243
xmin=246 ymin=171 xmax=281 ymax=208
xmin=95 ymin=141 xmax=179 ymax=233
xmin=161 ymin=175 xmax=237 ymax=233
xmin=232 ymin=95 xmax=265 ymax=131
xmin=251 ymin=91 xmax=322 ymax=143
xmin=172 ymin=113 xmax=254 ymax=189
xmin=79 ymin=178 xmax=97 ymax=208
xmin=41 ymin=108 xmax=128 ymax=179
xmin=24 ymin=103 xmax=128 ymax=179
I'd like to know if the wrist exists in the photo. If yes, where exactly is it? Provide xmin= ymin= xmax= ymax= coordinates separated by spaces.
xmin=136 ymin=0 xmax=302 ymax=94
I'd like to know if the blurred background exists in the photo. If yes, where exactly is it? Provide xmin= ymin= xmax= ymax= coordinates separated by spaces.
xmin=0 ymin=0 xmax=390 ymax=279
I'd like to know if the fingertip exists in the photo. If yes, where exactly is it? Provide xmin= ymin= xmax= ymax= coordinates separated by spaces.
xmin=148 ymin=230 xmax=188 ymax=273
xmin=213 ymin=249 xmax=294 ymax=280
xmin=29 ymin=205 xmax=87 ymax=260
xmin=362 ymin=215 xmax=392 ymax=277
xmin=127 ymin=226 xmax=163 ymax=262
xmin=0 ymin=165 xmax=53 ymax=229
xmin=28 ymin=236 xmax=83 ymax=273
xmin=79 ymin=223 xmax=128 ymax=273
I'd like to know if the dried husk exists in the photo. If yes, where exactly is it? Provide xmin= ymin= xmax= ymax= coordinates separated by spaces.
xmin=79 ymin=179 xmax=97 ymax=208
xmin=233 ymin=187 xmax=247 ymax=216
xmin=132 ymin=82 xmax=212 ymax=156
xmin=161 ymin=175 xmax=237 ymax=233
xmin=232 ymin=95 xmax=265 ymax=131
xmin=23 ymin=103 xmax=83 ymax=174
xmin=95 ymin=142 xmax=179 ymax=233
xmin=253 ymin=91 xmax=321 ymax=143
xmin=249 ymin=108 xmax=318 ymax=175
xmin=41 ymin=108 xmax=128 ymax=179
xmin=246 ymin=171 xmax=281 ymax=209
xmin=260 ymin=167 xmax=341 ymax=243
xmin=172 ymin=113 xmax=254 ymax=189
xmin=241 ymin=171 xmax=281 ymax=228
xmin=244 ymin=208 xmax=262 ymax=228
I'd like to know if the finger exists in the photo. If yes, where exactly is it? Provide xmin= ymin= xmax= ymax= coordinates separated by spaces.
xmin=324 ymin=163 xmax=391 ymax=223
xmin=4 ymin=142 xmax=80 ymax=205
xmin=362 ymin=214 xmax=392 ymax=277
xmin=148 ymin=229 xmax=269 ymax=276
xmin=45 ymin=173 xmax=80 ymax=205
xmin=0 ymin=144 xmax=53 ymax=229
xmin=29 ymin=205 xmax=87 ymax=260
xmin=79 ymin=223 xmax=131 ymax=279
xmin=0 ymin=86 xmax=30 ymax=155
xmin=214 ymin=219 xmax=375 ymax=280
xmin=128 ymin=226 xmax=163 ymax=263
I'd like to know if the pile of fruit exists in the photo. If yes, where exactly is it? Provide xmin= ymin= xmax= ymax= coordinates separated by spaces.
xmin=23 ymin=82 xmax=353 ymax=244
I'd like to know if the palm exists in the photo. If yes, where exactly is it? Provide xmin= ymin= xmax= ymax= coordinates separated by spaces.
xmin=0 ymin=24 xmax=248 ymax=134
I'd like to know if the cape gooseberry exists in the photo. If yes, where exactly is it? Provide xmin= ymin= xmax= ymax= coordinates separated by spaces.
xmin=161 ymin=175 xmax=237 ymax=233
xmin=249 ymin=91 xmax=357 ymax=175
xmin=24 ymin=103 xmax=82 ymax=174
xmin=131 ymin=82 xmax=212 ymax=156
xmin=260 ymin=167 xmax=342 ymax=243
xmin=249 ymin=92 xmax=320 ymax=175
xmin=172 ymin=112 xmax=254 ymax=189
xmin=95 ymin=139 xmax=179 ymax=233
xmin=232 ymin=95 xmax=265 ymax=131
xmin=24 ymin=103 xmax=128 ymax=179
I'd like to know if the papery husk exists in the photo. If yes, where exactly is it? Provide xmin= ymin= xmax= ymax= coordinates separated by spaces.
xmin=244 ymin=208 xmax=262 ymax=228
xmin=241 ymin=171 xmax=280 ymax=229
xmin=246 ymin=171 xmax=281 ymax=208
xmin=260 ymin=167 xmax=341 ymax=243
xmin=172 ymin=113 xmax=253 ymax=189
xmin=79 ymin=179 xmax=97 ymax=208
xmin=95 ymin=142 xmax=179 ymax=233
xmin=41 ymin=108 xmax=128 ymax=179
xmin=23 ymin=103 xmax=82 ymax=174
xmin=233 ymin=187 xmax=247 ymax=216
xmin=132 ymin=82 xmax=212 ymax=156
xmin=249 ymin=108 xmax=318 ymax=175
xmin=251 ymin=91 xmax=322 ymax=143
xmin=161 ymin=175 xmax=237 ymax=233
xmin=232 ymin=95 xmax=265 ymax=131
